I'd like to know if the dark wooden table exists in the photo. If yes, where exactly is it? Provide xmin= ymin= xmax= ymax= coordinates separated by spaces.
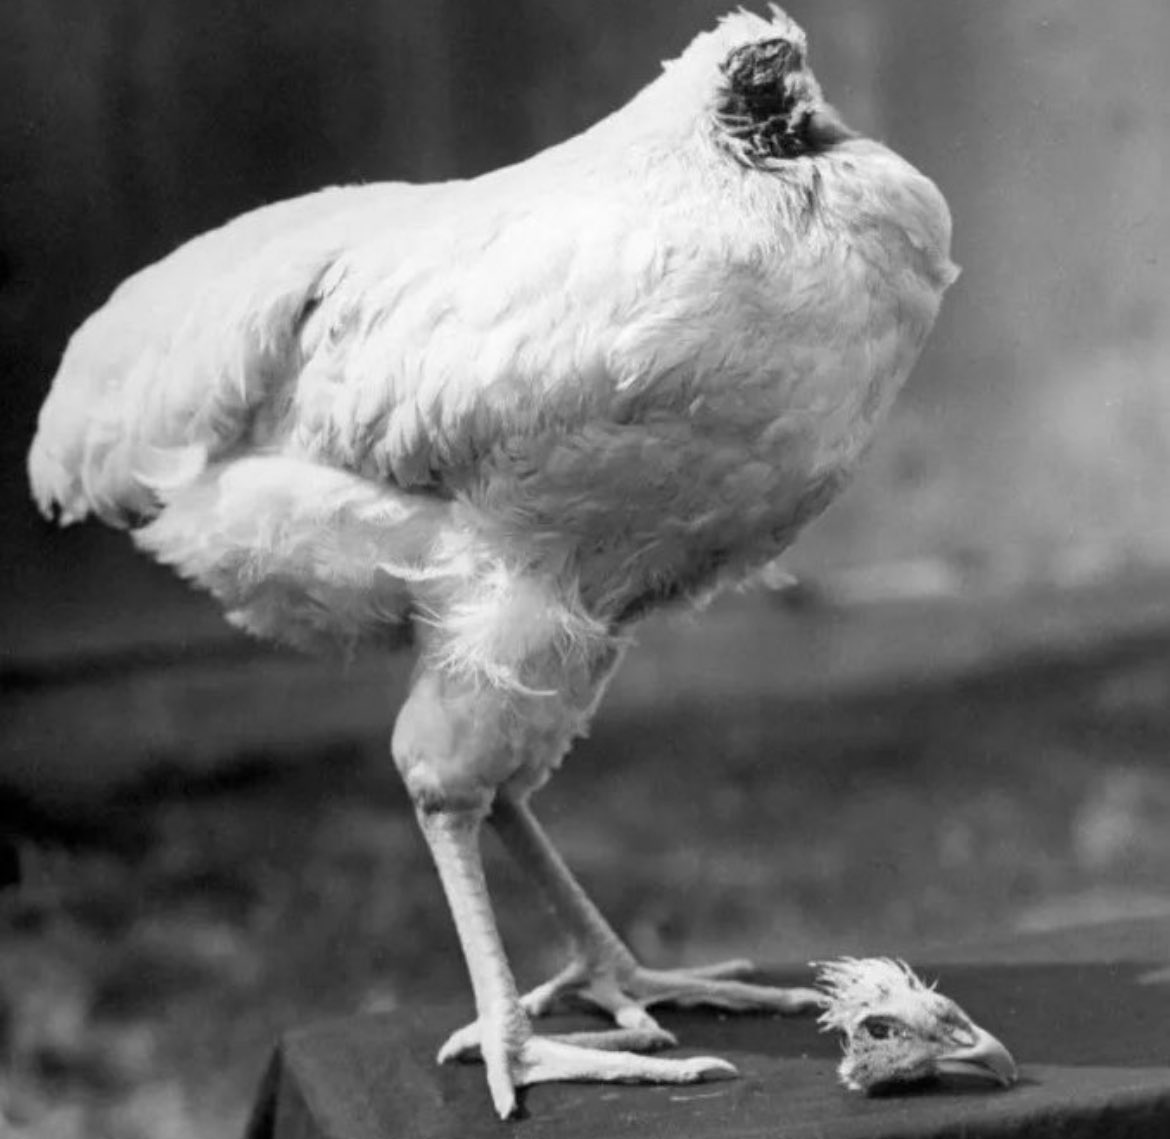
xmin=246 ymin=917 xmax=1170 ymax=1138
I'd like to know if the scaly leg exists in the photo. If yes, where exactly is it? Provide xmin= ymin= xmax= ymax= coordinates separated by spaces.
xmin=440 ymin=794 xmax=822 ymax=1062
xmin=417 ymin=805 xmax=736 ymax=1118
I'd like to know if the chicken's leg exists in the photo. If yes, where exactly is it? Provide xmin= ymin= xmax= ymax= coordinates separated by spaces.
xmin=439 ymin=795 xmax=822 ymax=1063
xmin=417 ymin=805 xmax=736 ymax=1118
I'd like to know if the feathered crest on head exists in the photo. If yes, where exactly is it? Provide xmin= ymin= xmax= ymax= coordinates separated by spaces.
xmin=813 ymin=958 xmax=936 ymax=1033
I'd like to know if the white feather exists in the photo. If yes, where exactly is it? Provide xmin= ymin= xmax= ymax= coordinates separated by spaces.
xmin=813 ymin=957 xmax=934 ymax=1034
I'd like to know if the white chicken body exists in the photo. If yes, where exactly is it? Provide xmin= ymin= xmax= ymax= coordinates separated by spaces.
xmin=30 ymin=10 xmax=954 ymax=691
xmin=29 ymin=10 xmax=957 ymax=1116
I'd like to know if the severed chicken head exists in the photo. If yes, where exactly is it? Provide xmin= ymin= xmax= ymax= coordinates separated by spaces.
xmin=814 ymin=958 xmax=1018 ymax=1093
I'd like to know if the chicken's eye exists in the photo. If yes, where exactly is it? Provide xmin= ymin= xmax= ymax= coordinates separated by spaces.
xmin=858 ymin=1016 xmax=898 ymax=1041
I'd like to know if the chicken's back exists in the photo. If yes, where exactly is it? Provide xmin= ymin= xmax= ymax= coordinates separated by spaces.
xmin=27 ymin=182 xmax=409 ymax=524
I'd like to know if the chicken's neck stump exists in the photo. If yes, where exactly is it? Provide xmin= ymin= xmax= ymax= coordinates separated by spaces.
xmin=28 ymin=6 xmax=957 ymax=1120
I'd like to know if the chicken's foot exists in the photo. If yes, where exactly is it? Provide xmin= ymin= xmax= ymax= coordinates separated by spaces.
xmin=437 ymin=795 xmax=822 ymax=1064
xmin=418 ymin=806 xmax=736 ymax=1118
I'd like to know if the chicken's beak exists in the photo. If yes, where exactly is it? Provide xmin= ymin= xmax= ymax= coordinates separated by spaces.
xmin=935 ymin=1025 xmax=1018 ymax=1087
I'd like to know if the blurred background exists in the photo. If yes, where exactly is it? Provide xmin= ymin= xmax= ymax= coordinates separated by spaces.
xmin=3 ymin=1 xmax=1170 ymax=1137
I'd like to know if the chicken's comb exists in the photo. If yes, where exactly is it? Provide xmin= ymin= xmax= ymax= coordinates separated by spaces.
xmin=811 ymin=957 xmax=935 ymax=1032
